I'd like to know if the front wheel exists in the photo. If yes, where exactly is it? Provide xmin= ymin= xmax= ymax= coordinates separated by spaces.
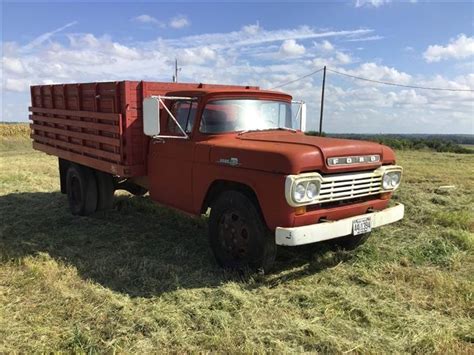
xmin=208 ymin=191 xmax=276 ymax=272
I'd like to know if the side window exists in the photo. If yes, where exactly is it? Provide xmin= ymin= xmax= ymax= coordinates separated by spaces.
xmin=168 ymin=101 xmax=197 ymax=135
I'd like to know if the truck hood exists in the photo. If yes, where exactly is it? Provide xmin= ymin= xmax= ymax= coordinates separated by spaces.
xmin=206 ymin=131 xmax=395 ymax=174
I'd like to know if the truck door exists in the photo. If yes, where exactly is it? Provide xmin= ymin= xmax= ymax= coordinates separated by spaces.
xmin=147 ymin=100 xmax=198 ymax=213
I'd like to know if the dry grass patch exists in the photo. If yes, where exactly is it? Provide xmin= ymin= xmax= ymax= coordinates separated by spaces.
xmin=0 ymin=135 xmax=473 ymax=352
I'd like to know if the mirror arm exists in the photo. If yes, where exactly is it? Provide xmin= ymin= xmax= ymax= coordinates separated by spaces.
xmin=158 ymin=97 xmax=189 ymax=139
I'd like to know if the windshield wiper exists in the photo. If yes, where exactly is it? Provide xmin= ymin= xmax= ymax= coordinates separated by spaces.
xmin=238 ymin=127 xmax=297 ymax=136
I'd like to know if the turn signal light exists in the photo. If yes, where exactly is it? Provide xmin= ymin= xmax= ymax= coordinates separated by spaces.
xmin=380 ymin=192 xmax=392 ymax=200
xmin=295 ymin=206 xmax=306 ymax=215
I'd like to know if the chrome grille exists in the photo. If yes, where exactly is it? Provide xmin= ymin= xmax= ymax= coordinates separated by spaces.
xmin=318 ymin=171 xmax=383 ymax=203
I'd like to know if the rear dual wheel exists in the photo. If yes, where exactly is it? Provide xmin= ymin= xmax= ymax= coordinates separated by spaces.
xmin=66 ymin=164 xmax=114 ymax=215
xmin=66 ymin=164 xmax=98 ymax=216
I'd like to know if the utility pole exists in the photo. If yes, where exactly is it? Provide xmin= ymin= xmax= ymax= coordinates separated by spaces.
xmin=172 ymin=58 xmax=181 ymax=83
xmin=319 ymin=65 xmax=326 ymax=136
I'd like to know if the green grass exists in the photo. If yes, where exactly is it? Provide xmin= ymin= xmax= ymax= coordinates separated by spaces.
xmin=0 ymin=132 xmax=473 ymax=353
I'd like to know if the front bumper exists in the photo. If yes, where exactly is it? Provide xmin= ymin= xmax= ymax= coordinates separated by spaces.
xmin=275 ymin=203 xmax=404 ymax=246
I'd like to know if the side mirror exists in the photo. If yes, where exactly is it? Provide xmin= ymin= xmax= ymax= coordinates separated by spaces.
xmin=300 ymin=102 xmax=307 ymax=132
xmin=143 ymin=97 xmax=160 ymax=136
xmin=292 ymin=100 xmax=307 ymax=131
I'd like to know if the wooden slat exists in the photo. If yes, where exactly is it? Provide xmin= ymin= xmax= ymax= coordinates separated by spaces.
xmin=30 ymin=123 xmax=120 ymax=147
xmin=28 ymin=106 xmax=121 ymax=122
xmin=30 ymin=114 xmax=119 ymax=133
xmin=31 ymin=134 xmax=121 ymax=162
xmin=33 ymin=141 xmax=127 ymax=176
xmin=33 ymin=141 xmax=146 ymax=177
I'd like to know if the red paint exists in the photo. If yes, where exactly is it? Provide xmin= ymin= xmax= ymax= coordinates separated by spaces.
xmin=30 ymin=80 xmax=398 ymax=231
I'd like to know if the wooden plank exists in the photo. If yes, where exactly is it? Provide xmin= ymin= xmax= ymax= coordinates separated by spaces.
xmin=31 ymin=134 xmax=121 ymax=162
xmin=33 ymin=141 xmax=128 ymax=176
xmin=30 ymin=114 xmax=120 ymax=133
xmin=30 ymin=123 xmax=120 ymax=147
xmin=33 ymin=141 xmax=146 ymax=177
xmin=28 ymin=106 xmax=121 ymax=122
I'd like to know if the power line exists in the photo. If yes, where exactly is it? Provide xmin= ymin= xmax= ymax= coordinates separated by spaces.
xmin=269 ymin=66 xmax=474 ymax=92
xmin=327 ymin=68 xmax=474 ymax=92
xmin=271 ymin=67 xmax=324 ymax=89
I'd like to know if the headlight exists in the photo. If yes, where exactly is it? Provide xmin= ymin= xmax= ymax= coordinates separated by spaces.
xmin=285 ymin=174 xmax=322 ymax=206
xmin=306 ymin=182 xmax=320 ymax=199
xmin=382 ymin=171 xmax=402 ymax=190
xmin=293 ymin=183 xmax=306 ymax=202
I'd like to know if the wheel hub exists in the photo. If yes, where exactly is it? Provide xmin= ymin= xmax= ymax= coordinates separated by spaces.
xmin=218 ymin=210 xmax=250 ymax=259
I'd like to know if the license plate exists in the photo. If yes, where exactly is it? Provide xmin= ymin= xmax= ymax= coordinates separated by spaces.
xmin=353 ymin=217 xmax=372 ymax=235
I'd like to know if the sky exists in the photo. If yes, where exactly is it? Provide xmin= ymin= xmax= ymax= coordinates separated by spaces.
xmin=1 ymin=0 xmax=473 ymax=134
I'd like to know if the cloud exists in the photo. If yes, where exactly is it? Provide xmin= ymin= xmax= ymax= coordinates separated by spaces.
xmin=342 ymin=62 xmax=412 ymax=84
xmin=355 ymin=0 xmax=391 ymax=8
xmin=311 ymin=41 xmax=352 ymax=66
xmin=279 ymin=39 xmax=305 ymax=57
xmin=3 ymin=57 xmax=26 ymax=74
xmin=242 ymin=22 xmax=261 ymax=35
xmin=335 ymin=52 xmax=352 ymax=64
xmin=164 ymin=27 xmax=374 ymax=52
xmin=22 ymin=21 xmax=78 ymax=51
xmin=179 ymin=46 xmax=217 ymax=65
xmin=2 ymin=22 xmax=472 ymax=134
xmin=169 ymin=15 xmax=190 ymax=29
xmin=132 ymin=14 xmax=159 ymax=24
xmin=131 ymin=14 xmax=188 ymax=29
xmin=354 ymin=0 xmax=416 ymax=8
xmin=423 ymin=34 xmax=474 ymax=62
xmin=314 ymin=40 xmax=334 ymax=52
xmin=344 ymin=35 xmax=384 ymax=42
xmin=5 ymin=78 xmax=30 ymax=92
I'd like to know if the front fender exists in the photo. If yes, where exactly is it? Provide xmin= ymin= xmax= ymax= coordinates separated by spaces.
xmin=192 ymin=163 xmax=293 ymax=230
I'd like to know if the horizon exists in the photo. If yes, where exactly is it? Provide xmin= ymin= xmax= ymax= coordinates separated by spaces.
xmin=2 ymin=121 xmax=472 ymax=137
xmin=1 ymin=1 xmax=473 ymax=134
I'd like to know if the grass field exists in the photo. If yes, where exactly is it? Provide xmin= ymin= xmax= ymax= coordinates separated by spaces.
xmin=0 ymin=126 xmax=473 ymax=353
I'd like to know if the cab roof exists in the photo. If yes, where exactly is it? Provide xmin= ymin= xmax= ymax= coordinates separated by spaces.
xmin=166 ymin=88 xmax=293 ymax=101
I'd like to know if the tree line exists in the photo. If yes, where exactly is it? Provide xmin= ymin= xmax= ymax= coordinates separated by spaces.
xmin=306 ymin=132 xmax=474 ymax=154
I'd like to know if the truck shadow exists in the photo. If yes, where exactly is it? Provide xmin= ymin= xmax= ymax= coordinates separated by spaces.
xmin=0 ymin=191 xmax=353 ymax=298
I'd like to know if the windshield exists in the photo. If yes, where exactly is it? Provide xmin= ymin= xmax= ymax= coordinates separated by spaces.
xmin=200 ymin=99 xmax=299 ymax=134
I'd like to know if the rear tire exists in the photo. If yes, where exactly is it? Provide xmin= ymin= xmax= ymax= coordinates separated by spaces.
xmin=209 ymin=191 xmax=276 ymax=272
xmin=329 ymin=232 xmax=371 ymax=250
xmin=95 ymin=170 xmax=115 ymax=211
xmin=66 ymin=164 xmax=98 ymax=216
xmin=58 ymin=158 xmax=69 ymax=194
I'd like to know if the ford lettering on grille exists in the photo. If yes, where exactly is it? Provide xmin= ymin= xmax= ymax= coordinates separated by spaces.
xmin=327 ymin=155 xmax=380 ymax=166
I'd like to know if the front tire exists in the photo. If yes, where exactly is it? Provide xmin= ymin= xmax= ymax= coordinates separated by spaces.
xmin=66 ymin=164 xmax=98 ymax=216
xmin=209 ymin=191 xmax=276 ymax=272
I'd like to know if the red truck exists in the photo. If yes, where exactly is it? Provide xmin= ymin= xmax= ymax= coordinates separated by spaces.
xmin=29 ymin=81 xmax=404 ymax=271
